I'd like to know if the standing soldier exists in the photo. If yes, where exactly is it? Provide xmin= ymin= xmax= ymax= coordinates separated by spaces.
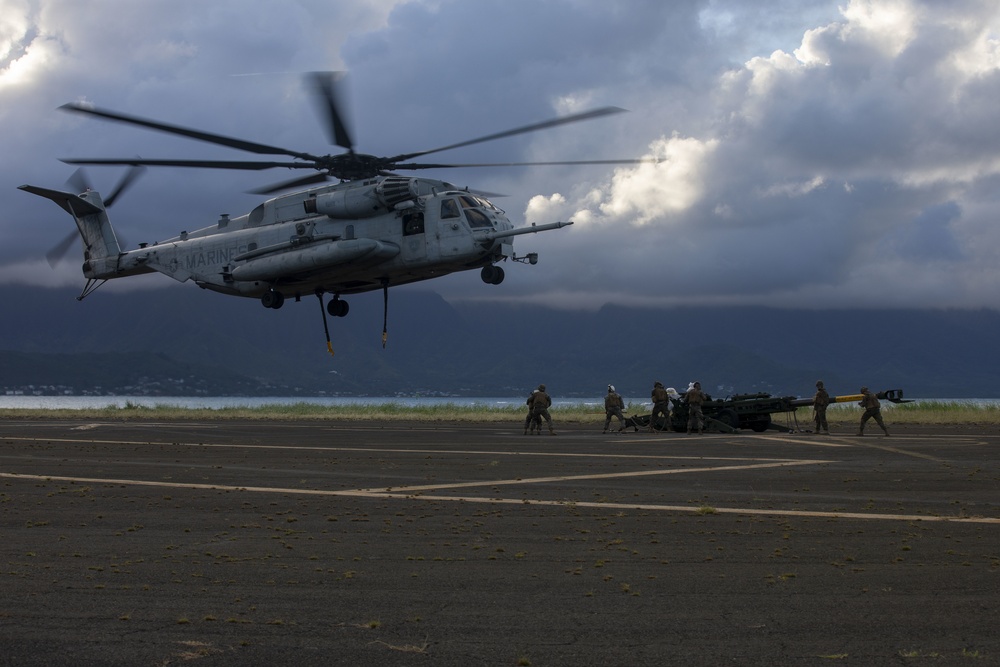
xmin=523 ymin=389 xmax=542 ymax=435
xmin=603 ymin=384 xmax=626 ymax=433
xmin=857 ymin=386 xmax=890 ymax=437
xmin=649 ymin=381 xmax=671 ymax=432
xmin=686 ymin=381 xmax=707 ymax=434
xmin=531 ymin=384 xmax=556 ymax=435
xmin=813 ymin=380 xmax=831 ymax=435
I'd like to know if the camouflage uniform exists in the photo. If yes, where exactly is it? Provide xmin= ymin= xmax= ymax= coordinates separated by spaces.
xmin=857 ymin=387 xmax=889 ymax=436
xmin=649 ymin=382 xmax=671 ymax=432
xmin=686 ymin=382 xmax=706 ymax=434
xmin=528 ymin=384 xmax=555 ymax=435
xmin=813 ymin=380 xmax=831 ymax=434
xmin=603 ymin=385 xmax=626 ymax=433
xmin=523 ymin=390 xmax=542 ymax=434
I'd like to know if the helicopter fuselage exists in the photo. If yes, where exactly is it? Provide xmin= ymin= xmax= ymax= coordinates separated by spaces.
xmin=77 ymin=175 xmax=564 ymax=305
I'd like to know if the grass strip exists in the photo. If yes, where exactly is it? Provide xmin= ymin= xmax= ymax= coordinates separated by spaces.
xmin=1 ymin=400 xmax=998 ymax=425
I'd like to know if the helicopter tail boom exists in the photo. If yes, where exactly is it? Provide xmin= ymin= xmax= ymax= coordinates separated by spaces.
xmin=18 ymin=184 xmax=123 ymax=272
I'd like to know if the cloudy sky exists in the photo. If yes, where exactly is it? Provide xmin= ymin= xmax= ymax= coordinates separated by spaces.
xmin=3 ymin=0 xmax=1000 ymax=311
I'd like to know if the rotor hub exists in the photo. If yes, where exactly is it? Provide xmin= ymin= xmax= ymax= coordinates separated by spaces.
xmin=323 ymin=153 xmax=386 ymax=181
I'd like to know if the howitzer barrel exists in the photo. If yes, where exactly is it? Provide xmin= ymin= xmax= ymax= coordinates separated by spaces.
xmin=834 ymin=389 xmax=910 ymax=404
xmin=794 ymin=388 xmax=910 ymax=406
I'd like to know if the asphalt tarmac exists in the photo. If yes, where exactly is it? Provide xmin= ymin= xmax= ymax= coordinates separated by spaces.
xmin=1 ymin=418 xmax=998 ymax=666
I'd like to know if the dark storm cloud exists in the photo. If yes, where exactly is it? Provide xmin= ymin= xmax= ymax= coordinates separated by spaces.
xmin=3 ymin=0 xmax=1000 ymax=310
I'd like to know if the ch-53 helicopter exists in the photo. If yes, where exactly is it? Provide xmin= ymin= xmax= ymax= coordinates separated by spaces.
xmin=19 ymin=73 xmax=643 ymax=353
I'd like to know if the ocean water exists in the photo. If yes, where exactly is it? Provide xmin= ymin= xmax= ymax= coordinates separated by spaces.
xmin=0 ymin=395 xmax=600 ymax=410
xmin=0 ymin=395 xmax=997 ymax=411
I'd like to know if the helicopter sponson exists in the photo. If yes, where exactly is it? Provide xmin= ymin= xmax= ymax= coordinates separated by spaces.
xmin=230 ymin=238 xmax=399 ymax=282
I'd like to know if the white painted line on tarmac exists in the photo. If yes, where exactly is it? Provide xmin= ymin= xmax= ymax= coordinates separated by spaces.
xmin=752 ymin=433 xmax=978 ymax=462
xmin=1 ymin=436 xmax=812 ymax=463
xmin=363 ymin=459 xmax=831 ymax=493
xmin=750 ymin=434 xmax=851 ymax=447
xmin=4 ymin=467 xmax=997 ymax=524
xmin=365 ymin=493 xmax=1000 ymax=524
xmin=848 ymin=441 xmax=947 ymax=463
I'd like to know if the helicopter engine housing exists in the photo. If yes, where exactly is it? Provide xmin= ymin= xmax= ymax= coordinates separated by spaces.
xmin=311 ymin=177 xmax=418 ymax=219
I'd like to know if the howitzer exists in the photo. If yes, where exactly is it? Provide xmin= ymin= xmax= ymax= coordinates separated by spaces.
xmin=632 ymin=388 xmax=910 ymax=433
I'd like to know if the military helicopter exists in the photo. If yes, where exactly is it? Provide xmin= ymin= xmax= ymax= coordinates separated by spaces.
xmin=19 ymin=73 xmax=642 ymax=351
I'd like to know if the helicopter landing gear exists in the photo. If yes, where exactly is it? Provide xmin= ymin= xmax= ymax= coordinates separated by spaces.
xmin=317 ymin=294 xmax=349 ymax=357
xmin=261 ymin=289 xmax=285 ymax=309
xmin=326 ymin=296 xmax=349 ymax=318
xmin=481 ymin=264 xmax=505 ymax=285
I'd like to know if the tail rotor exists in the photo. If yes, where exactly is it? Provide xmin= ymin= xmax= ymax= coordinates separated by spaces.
xmin=44 ymin=165 xmax=144 ymax=266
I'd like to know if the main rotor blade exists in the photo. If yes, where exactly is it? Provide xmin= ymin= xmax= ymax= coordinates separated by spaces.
xmin=393 ymin=157 xmax=654 ymax=170
xmin=309 ymin=71 xmax=353 ymax=151
xmin=388 ymin=106 xmax=629 ymax=163
xmin=248 ymin=172 xmax=330 ymax=195
xmin=103 ymin=164 xmax=146 ymax=207
xmin=60 ymin=157 xmax=315 ymax=170
xmin=59 ymin=102 xmax=321 ymax=161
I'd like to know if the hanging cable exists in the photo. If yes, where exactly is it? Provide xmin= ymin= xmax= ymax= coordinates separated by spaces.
xmin=317 ymin=293 xmax=334 ymax=357
xmin=381 ymin=280 xmax=389 ymax=348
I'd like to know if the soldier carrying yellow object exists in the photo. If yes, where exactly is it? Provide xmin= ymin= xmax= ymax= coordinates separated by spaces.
xmin=857 ymin=386 xmax=890 ymax=437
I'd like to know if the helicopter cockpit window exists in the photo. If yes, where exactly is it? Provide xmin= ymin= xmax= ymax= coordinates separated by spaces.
xmin=440 ymin=198 xmax=460 ymax=219
xmin=457 ymin=195 xmax=493 ymax=229
xmin=460 ymin=194 xmax=497 ymax=210
xmin=464 ymin=208 xmax=491 ymax=228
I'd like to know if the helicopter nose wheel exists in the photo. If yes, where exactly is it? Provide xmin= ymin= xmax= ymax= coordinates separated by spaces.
xmin=481 ymin=265 xmax=504 ymax=285
xmin=261 ymin=289 xmax=285 ymax=309
xmin=326 ymin=297 xmax=349 ymax=317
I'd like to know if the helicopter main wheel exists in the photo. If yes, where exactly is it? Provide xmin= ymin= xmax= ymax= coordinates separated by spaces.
xmin=327 ymin=298 xmax=350 ymax=318
xmin=261 ymin=290 xmax=285 ymax=309
xmin=481 ymin=265 xmax=505 ymax=285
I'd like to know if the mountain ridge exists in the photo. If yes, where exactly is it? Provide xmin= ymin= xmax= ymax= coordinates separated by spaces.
xmin=4 ymin=286 xmax=998 ymax=398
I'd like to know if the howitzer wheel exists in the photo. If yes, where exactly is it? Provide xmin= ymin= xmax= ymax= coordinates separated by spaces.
xmin=748 ymin=415 xmax=771 ymax=432
xmin=714 ymin=408 xmax=739 ymax=431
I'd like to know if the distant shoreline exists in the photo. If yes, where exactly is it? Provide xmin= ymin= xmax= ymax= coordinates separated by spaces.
xmin=1 ymin=400 xmax=998 ymax=425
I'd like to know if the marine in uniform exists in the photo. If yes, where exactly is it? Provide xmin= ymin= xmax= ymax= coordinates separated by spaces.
xmin=530 ymin=384 xmax=556 ymax=435
xmin=649 ymin=381 xmax=670 ymax=432
xmin=686 ymin=381 xmax=707 ymax=434
xmin=523 ymin=389 xmax=542 ymax=434
xmin=813 ymin=380 xmax=831 ymax=434
xmin=857 ymin=386 xmax=889 ymax=436
xmin=603 ymin=385 xmax=626 ymax=433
